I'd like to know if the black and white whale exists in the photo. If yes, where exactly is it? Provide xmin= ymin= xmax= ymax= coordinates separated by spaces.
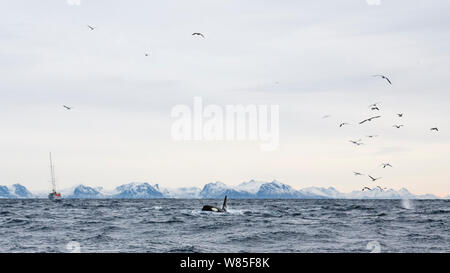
xmin=202 ymin=195 xmax=227 ymax=212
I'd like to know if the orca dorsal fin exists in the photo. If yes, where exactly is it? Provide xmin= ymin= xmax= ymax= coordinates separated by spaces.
xmin=222 ymin=195 xmax=228 ymax=211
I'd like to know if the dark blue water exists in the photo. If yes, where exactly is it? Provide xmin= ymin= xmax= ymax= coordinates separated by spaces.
xmin=0 ymin=199 xmax=448 ymax=253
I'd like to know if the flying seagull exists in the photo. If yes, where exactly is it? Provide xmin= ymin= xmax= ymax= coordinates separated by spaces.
xmin=397 ymin=113 xmax=404 ymax=117
xmin=369 ymin=102 xmax=382 ymax=108
xmin=376 ymin=186 xmax=387 ymax=191
xmin=366 ymin=135 xmax=378 ymax=138
xmin=322 ymin=115 xmax=331 ymax=119
xmin=339 ymin=123 xmax=350 ymax=127
xmin=362 ymin=187 xmax=373 ymax=191
xmin=368 ymin=175 xmax=382 ymax=182
xmin=349 ymin=139 xmax=364 ymax=146
xmin=145 ymin=52 xmax=149 ymax=56
xmin=430 ymin=127 xmax=439 ymax=131
xmin=371 ymin=106 xmax=380 ymax=111
xmin=354 ymin=172 xmax=364 ymax=176
xmin=359 ymin=116 xmax=381 ymax=124
xmin=192 ymin=32 xmax=205 ymax=38
xmin=63 ymin=105 xmax=72 ymax=110
xmin=393 ymin=125 xmax=404 ymax=129
xmin=381 ymin=163 xmax=393 ymax=168
xmin=87 ymin=25 xmax=95 ymax=31
xmin=373 ymin=74 xmax=392 ymax=85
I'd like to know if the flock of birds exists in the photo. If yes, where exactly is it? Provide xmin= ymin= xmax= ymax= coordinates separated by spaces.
xmin=324 ymin=74 xmax=440 ymax=192
xmin=62 ymin=25 xmax=440 ymax=194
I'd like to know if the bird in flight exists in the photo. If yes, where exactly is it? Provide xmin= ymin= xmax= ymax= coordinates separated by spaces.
xmin=145 ymin=52 xmax=149 ymax=56
xmin=349 ymin=139 xmax=364 ymax=146
xmin=373 ymin=74 xmax=392 ymax=85
xmin=192 ymin=32 xmax=205 ymax=38
xmin=393 ymin=125 xmax=404 ymax=129
xmin=369 ymin=102 xmax=382 ymax=108
xmin=322 ymin=115 xmax=331 ymax=119
xmin=368 ymin=175 xmax=382 ymax=182
xmin=430 ymin=127 xmax=439 ymax=132
xmin=376 ymin=186 xmax=387 ymax=191
xmin=371 ymin=106 xmax=380 ymax=111
xmin=359 ymin=116 xmax=381 ymax=124
xmin=63 ymin=105 xmax=72 ymax=110
xmin=87 ymin=25 xmax=95 ymax=31
xmin=354 ymin=172 xmax=364 ymax=176
xmin=362 ymin=187 xmax=373 ymax=191
xmin=339 ymin=123 xmax=350 ymax=127
xmin=366 ymin=135 xmax=378 ymax=138
xmin=381 ymin=163 xmax=393 ymax=168
xmin=397 ymin=113 xmax=404 ymax=117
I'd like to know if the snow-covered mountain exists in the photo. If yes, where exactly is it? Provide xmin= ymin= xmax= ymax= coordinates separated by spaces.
xmin=256 ymin=180 xmax=299 ymax=198
xmin=160 ymin=186 xmax=201 ymax=198
xmin=66 ymin=185 xmax=104 ymax=199
xmin=0 ymin=184 xmax=33 ymax=198
xmin=199 ymin=181 xmax=254 ymax=198
xmin=302 ymin=187 xmax=345 ymax=199
xmin=234 ymin=180 xmax=266 ymax=194
xmin=112 ymin=182 xmax=164 ymax=198
xmin=0 ymin=182 xmax=443 ymax=199
xmin=346 ymin=188 xmax=417 ymax=199
xmin=199 ymin=181 xmax=229 ymax=198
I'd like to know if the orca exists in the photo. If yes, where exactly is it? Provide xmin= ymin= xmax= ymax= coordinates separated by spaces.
xmin=202 ymin=195 xmax=227 ymax=212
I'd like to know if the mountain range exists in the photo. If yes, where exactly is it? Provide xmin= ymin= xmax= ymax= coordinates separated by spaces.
xmin=0 ymin=180 xmax=446 ymax=199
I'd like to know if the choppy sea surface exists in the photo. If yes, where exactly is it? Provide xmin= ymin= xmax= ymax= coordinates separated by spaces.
xmin=0 ymin=199 xmax=448 ymax=253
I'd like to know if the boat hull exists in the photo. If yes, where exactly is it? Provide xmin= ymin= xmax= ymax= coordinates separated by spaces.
xmin=48 ymin=192 xmax=62 ymax=202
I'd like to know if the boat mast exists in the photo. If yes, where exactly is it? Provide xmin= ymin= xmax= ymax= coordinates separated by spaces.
xmin=49 ymin=152 xmax=56 ymax=192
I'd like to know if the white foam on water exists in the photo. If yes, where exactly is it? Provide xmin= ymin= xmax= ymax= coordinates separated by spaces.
xmin=401 ymin=199 xmax=414 ymax=210
xmin=225 ymin=208 xmax=246 ymax=215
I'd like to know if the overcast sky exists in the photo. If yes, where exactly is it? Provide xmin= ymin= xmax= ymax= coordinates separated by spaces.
xmin=1 ymin=0 xmax=449 ymax=196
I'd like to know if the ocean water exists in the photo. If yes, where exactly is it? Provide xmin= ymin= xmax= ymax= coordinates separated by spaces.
xmin=0 ymin=199 xmax=448 ymax=253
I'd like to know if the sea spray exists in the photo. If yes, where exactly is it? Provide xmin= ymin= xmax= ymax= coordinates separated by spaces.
xmin=401 ymin=199 xmax=414 ymax=210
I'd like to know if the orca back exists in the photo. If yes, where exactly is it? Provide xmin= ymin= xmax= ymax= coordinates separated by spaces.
xmin=201 ymin=195 xmax=228 ymax=212
xmin=202 ymin=205 xmax=221 ymax=212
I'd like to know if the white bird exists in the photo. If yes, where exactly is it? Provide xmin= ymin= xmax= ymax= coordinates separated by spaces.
xmin=354 ymin=172 xmax=364 ymax=176
xmin=359 ymin=116 xmax=381 ymax=124
xmin=62 ymin=105 xmax=73 ymax=110
xmin=381 ymin=163 xmax=393 ymax=168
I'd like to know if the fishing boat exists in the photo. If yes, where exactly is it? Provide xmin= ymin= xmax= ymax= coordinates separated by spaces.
xmin=48 ymin=152 xmax=62 ymax=202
